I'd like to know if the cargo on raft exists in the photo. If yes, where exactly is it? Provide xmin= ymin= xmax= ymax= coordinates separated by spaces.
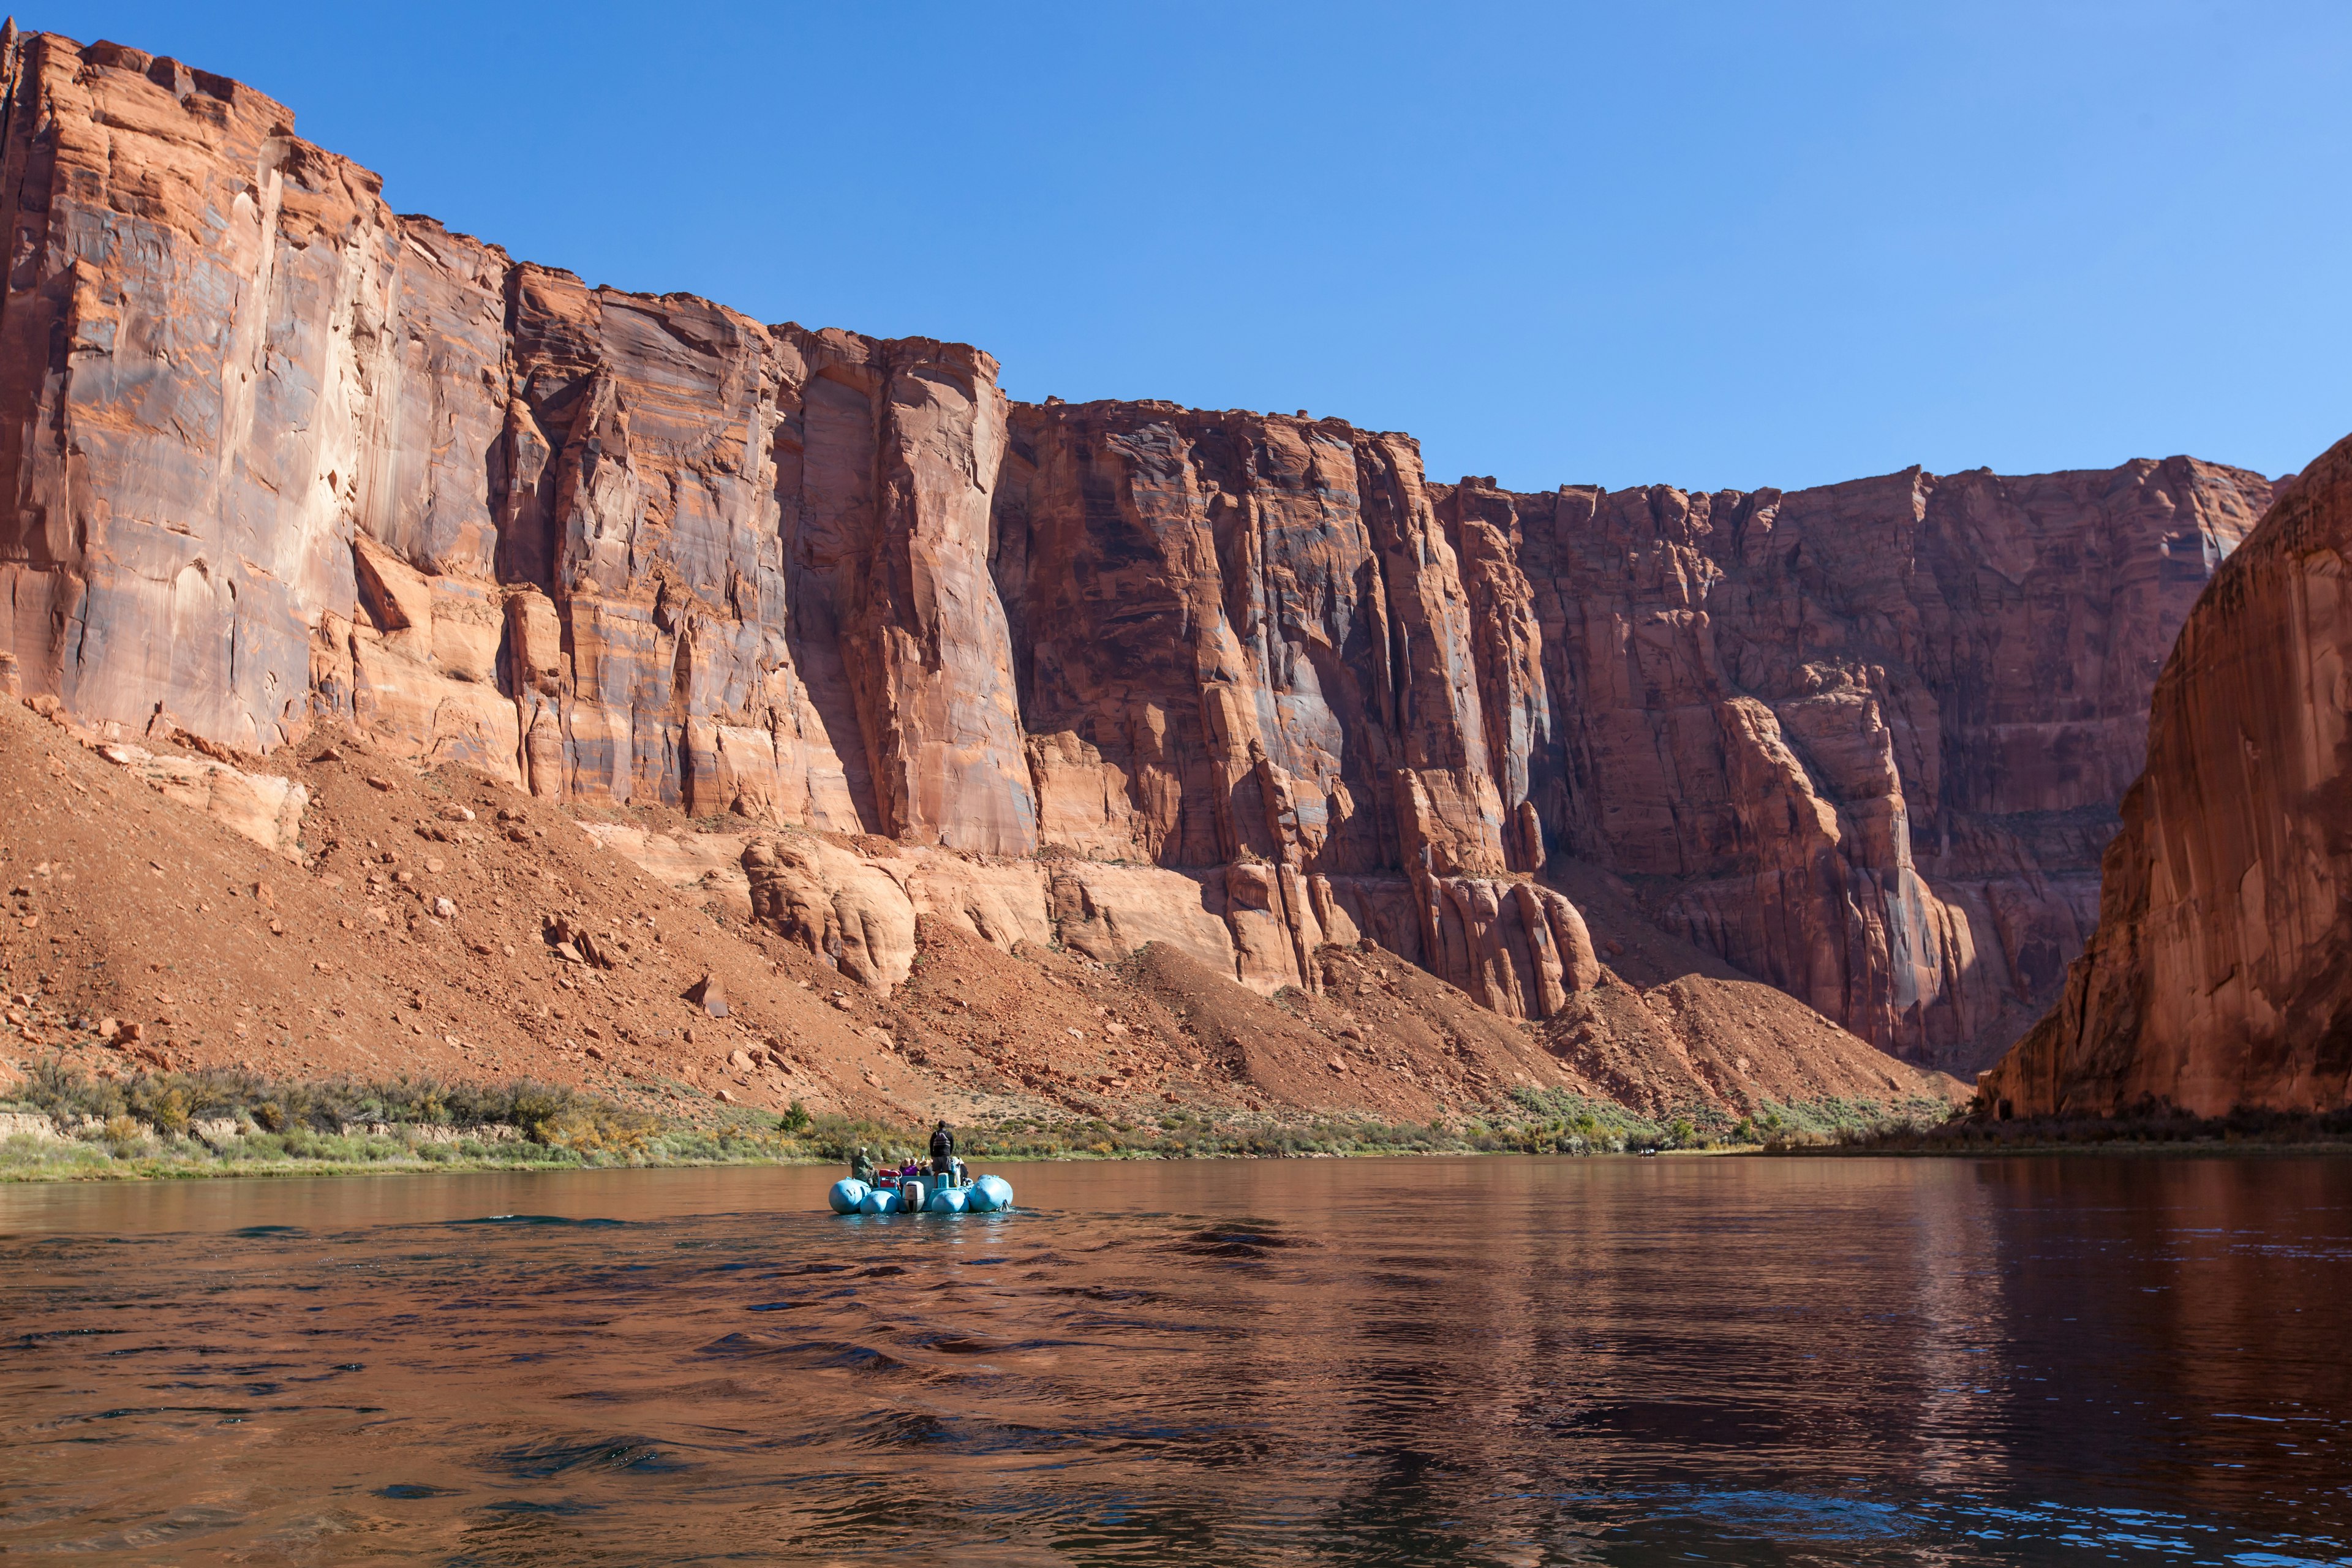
xmin=828 ymin=1172 xmax=1015 ymax=1216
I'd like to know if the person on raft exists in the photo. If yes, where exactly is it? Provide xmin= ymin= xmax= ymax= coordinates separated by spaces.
xmin=929 ymin=1121 xmax=956 ymax=1185
xmin=850 ymin=1145 xmax=876 ymax=1185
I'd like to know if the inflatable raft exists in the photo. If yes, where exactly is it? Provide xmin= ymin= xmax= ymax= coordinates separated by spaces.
xmin=828 ymin=1172 xmax=1014 ymax=1216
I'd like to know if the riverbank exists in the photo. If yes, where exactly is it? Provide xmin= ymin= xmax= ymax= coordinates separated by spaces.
xmin=1776 ymin=1105 xmax=2352 ymax=1156
xmin=0 ymin=1064 xmax=1961 ymax=1180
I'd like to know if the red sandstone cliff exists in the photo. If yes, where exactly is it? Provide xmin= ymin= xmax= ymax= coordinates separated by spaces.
xmin=1981 ymin=435 xmax=2352 ymax=1117
xmin=996 ymin=403 xmax=2264 ymax=1066
xmin=0 ymin=35 xmax=1035 ymax=858
xmin=1469 ymin=462 xmax=2266 ymax=1068
xmin=0 ymin=33 xmax=2269 ymax=1075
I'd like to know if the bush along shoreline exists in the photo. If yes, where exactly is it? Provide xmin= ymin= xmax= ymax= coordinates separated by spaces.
xmin=1 ymin=1060 xmax=684 ymax=1178
xmin=1788 ymin=1101 xmax=2352 ymax=1154
xmin=0 ymin=1059 xmax=1986 ymax=1180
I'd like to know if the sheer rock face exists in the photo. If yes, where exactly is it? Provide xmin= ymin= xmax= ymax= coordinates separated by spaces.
xmin=1981 ymin=437 xmax=2352 ymax=1116
xmin=989 ymin=402 xmax=1569 ymax=1016
xmin=993 ymin=404 xmax=1515 ymax=880
xmin=0 ymin=33 xmax=1035 ymax=856
xmin=0 ymin=33 xmax=2271 ymax=1065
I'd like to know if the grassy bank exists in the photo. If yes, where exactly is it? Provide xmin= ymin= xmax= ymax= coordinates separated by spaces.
xmin=0 ymin=1061 xmax=1969 ymax=1182
xmin=1 ymin=1060 xmax=729 ymax=1180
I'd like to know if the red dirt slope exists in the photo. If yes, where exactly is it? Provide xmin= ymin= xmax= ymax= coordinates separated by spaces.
xmin=0 ymin=696 xmax=1959 ymax=1128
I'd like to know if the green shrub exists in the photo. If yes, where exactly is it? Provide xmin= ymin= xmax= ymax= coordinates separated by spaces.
xmin=150 ymin=1087 xmax=191 ymax=1136
xmin=510 ymin=1089 xmax=563 ymax=1144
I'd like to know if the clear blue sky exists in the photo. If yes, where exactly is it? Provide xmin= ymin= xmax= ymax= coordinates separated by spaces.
xmin=37 ymin=2 xmax=2352 ymax=492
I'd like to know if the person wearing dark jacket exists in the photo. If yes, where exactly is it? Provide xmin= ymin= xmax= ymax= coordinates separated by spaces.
xmin=929 ymin=1121 xmax=955 ymax=1183
xmin=850 ymin=1145 xmax=876 ymax=1185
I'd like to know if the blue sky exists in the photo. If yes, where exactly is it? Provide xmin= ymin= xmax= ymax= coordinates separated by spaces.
xmin=42 ymin=2 xmax=2352 ymax=492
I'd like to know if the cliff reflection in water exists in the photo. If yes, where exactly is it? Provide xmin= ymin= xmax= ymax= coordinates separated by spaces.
xmin=0 ymin=1156 xmax=2345 ymax=1565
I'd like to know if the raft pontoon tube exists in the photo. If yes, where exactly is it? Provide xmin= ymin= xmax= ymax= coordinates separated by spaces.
xmin=828 ymin=1173 xmax=1015 ymax=1215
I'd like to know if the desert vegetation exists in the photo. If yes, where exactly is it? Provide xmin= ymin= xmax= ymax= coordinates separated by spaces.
xmin=1 ymin=1057 xmax=1985 ymax=1180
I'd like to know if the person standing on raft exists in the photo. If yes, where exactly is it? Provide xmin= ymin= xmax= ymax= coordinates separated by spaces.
xmin=929 ymin=1122 xmax=956 ymax=1185
xmin=850 ymin=1145 xmax=876 ymax=1185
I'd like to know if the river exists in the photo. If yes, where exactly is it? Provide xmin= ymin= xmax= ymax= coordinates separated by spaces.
xmin=2 ymin=1155 xmax=2347 ymax=1564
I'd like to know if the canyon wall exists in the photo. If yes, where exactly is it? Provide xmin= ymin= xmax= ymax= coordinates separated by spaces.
xmin=995 ymin=403 xmax=2266 ymax=1065
xmin=0 ymin=34 xmax=2272 ymax=1068
xmin=0 ymin=33 xmax=1033 ymax=859
xmin=1981 ymin=435 xmax=2352 ymax=1116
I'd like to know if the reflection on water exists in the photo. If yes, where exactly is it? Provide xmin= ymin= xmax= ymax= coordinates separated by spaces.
xmin=2 ymin=1156 xmax=2347 ymax=1564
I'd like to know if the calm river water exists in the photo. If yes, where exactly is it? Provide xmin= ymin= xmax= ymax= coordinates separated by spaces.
xmin=2 ymin=1155 xmax=2348 ymax=1565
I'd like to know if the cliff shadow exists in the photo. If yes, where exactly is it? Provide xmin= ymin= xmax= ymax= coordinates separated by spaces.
xmin=1540 ymin=856 xmax=1758 ymax=990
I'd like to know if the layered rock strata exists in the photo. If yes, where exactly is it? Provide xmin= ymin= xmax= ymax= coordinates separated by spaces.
xmin=1981 ymin=436 xmax=2352 ymax=1116
xmin=0 ymin=32 xmax=2270 ymax=1067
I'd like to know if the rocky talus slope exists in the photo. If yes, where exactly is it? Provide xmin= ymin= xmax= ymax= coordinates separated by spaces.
xmin=0 ymin=693 xmax=1959 ymax=1124
xmin=1981 ymin=435 xmax=2352 ymax=1117
xmin=0 ymin=31 xmax=2268 ymax=1109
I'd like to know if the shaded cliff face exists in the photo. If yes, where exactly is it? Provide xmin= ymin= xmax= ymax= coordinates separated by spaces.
xmin=1497 ymin=462 xmax=2267 ymax=1069
xmin=1981 ymin=435 xmax=2352 ymax=1117
xmin=0 ymin=34 xmax=2268 ymax=1071
xmin=998 ymin=402 xmax=2266 ymax=1066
